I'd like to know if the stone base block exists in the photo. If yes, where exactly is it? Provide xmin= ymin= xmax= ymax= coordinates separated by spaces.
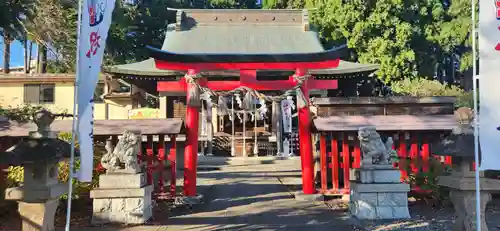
xmin=449 ymin=190 xmax=492 ymax=231
xmin=90 ymin=185 xmax=153 ymax=225
xmin=350 ymin=182 xmax=410 ymax=193
xmin=90 ymin=185 xmax=153 ymax=199
xmin=98 ymin=173 xmax=146 ymax=189
xmin=351 ymin=167 xmax=401 ymax=184
xmin=91 ymin=206 xmax=152 ymax=225
xmin=349 ymin=182 xmax=410 ymax=220
xmin=294 ymin=191 xmax=324 ymax=202
xmin=18 ymin=199 xmax=59 ymax=231
xmin=174 ymin=194 xmax=204 ymax=206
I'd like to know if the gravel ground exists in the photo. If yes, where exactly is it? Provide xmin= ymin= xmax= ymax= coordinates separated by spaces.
xmin=326 ymin=196 xmax=500 ymax=231
xmin=0 ymin=197 xmax=174 ymax=230
xmin=1 ymin=196 xmax=499 ymax=231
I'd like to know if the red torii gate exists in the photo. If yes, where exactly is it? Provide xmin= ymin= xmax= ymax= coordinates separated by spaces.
xmin=149 ymin=46 xmax=344 ymax=197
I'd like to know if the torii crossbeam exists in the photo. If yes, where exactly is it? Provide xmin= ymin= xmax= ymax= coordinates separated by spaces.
xmin=150 ymin=45 xmax=345 ymax=198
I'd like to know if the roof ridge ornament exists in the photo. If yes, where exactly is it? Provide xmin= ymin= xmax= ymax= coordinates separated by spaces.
xmin=175 ymin=10 xmax=184 ymax=31
xmin=453 ymin=107 xmax=474 ymax=135
xmin=302 ymin=9 xmax=310 ymax=31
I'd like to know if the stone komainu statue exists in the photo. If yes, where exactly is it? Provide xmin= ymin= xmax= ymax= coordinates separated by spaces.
xmin=101 ymin=130 xmax=140 ymax=173
xmin=358 ymin=126 xmax=394 ymax=166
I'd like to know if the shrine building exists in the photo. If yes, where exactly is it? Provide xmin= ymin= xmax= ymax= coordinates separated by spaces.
xmin=103 ymin=9 xmax=379 ymax=156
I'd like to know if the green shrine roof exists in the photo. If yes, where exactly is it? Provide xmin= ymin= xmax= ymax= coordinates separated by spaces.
xmin=104 ymin=59 xmax=180 ymax=76
xmin=103 ymin=9 xmax=379 ymax=76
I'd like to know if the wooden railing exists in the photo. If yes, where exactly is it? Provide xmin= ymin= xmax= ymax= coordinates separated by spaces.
xmin=0 ymin=118 xmax=184 ymax=200
xmin=312 ymin=96 xmax=458 ymax=195
xmin=314 ymin=130 xmax=454 ymax=195
xmin=1 ymin=134 xmax=179 ymax=199
xmin=98 ymin=134 xmax=179 ymax=199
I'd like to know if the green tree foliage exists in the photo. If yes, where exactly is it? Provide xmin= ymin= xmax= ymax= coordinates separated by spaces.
xmin=390 ymin=78 xmax=473 ymax=108
xmin=0 ymin=104 xmax=43 ymax=122
xmin=0 ymin=0 xmax=36 ymax=72
xmin=43 ymin=0 xmax=184 ymax=72
xmin=104 ymin=0 xmax=181 ymax=66
xmin=0 ymin=0 xmax=35 ymax=39
xmin=2 ymin=0 xmax=184 ymax=73
xmin=208 ymin=0 xmax=257 ymax=9
xmin=310 ymin=0 xmax=477 ymax=83
xmin=28 ymin=0 xmax=78 ymax=73
xmin=261 ymin=0 xmax=312 ymax=9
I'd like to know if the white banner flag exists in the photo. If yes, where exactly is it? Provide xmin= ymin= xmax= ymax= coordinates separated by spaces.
xmin=281 ymin=98 xmax=293 ymax=133
xmin=478 ymin=0 xmax=500 ymax=170
xmin=76 ymin=0 xmax=116 ymax=181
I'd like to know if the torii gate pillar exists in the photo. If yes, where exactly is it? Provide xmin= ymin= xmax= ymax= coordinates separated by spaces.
xmin=295 ymin=68 xmax=315 ymax=194
xmin=183 ymin=69 xmax=199 ymax=197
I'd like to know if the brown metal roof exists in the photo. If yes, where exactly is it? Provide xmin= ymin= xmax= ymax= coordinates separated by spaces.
xmin=0 ymin=118 xmax=184 ymax=137
xmin=313 ymin=115 xmax=456 ymax=132
xmin=0 ymin=73 xmax=106 ymax=83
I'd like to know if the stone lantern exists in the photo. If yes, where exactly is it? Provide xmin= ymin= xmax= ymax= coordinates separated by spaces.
xmin=431 ymin=107 xmax=500 ymax=231
xmin=1 ymin=110 xmax=77 ymax=231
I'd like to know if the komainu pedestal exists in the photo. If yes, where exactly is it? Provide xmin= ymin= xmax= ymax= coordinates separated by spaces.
xmin=349 ymin=165 xmax=410 ymax=220
xmin=349 ymin=126 xmax=410 ymax=220
xmin=90 ymin=131 xmax=153 ymax=225
xmin=90 ymin=173 xmax=153 ymax=224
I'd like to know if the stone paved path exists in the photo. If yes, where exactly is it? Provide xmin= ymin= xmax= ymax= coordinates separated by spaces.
xmin=64 ymin=158 xmax=352 ymax=231
xmin=162 ymin=162 xmax=351 ymax=231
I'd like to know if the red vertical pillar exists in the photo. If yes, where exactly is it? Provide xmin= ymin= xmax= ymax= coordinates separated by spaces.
xmin=398 ymin=133 xmax=408 ymax=181
xmin=353 ymin=143 xmax=361 ymax=169
xmin=169 ymin=135 xmax=177 ymax=198
xmin=296 ymin=68 xmax=315 ymax=194
xmin=410 ymin=133 xmax=420 ymax=174
xmin=421 ymin=136 xmax=430 ymax=173
xmin=158 ymin=134 xmax=165 ymax=194
xmin=183 ymin=69 xmax=200 ymax=197
xmin=319 ymin=134 xmax=327 ymax=193
xmin=146 ymin=135 xmax=154 ymax=185
xmin=342 ymin=133 xmax=350 ymax=193
xmin=331 ymin=135 xmax=340 ymax=192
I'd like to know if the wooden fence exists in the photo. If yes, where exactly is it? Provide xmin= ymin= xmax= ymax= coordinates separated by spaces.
xmin=313 ymin=114 xmax=457 ymax=195
xmin=315 ymin=130 xmax=455 ymax=195
xmin=102 ymin=134 xmax=178 ymax=198
xmin=312 ymin=96 xmax=459 ymax=195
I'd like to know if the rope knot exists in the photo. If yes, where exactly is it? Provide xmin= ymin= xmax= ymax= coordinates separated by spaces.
xmin=292 ymin=74 xmax=311 ymax=109
xmin=292 ymin=74 xmax=310 ymax=85
xmin=185 ymin=74 xmax=202 ymax=107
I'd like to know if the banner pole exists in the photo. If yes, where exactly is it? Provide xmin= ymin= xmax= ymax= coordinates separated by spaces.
xmin=471 ymin=0 xmax=481 ymax=229
xmin=65 ymin=0 xmax=83 ymax=229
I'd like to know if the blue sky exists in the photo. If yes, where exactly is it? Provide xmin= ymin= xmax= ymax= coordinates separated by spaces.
xmin=0 ymin=36 xmax=38 ymax=68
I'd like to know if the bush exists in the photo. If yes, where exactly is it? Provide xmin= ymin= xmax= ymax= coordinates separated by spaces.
xmin=57 ymin=132 xmax=106 ymax=200
xmin=391 ymin=78 xmax=473 ymax=108
xmin=397 ymin=155 xmax=451 ymax=204
xmin=0 ymin=104 xmax=44 ymax=122
xmin=455 ymin=91 xmax=474 ymax=109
